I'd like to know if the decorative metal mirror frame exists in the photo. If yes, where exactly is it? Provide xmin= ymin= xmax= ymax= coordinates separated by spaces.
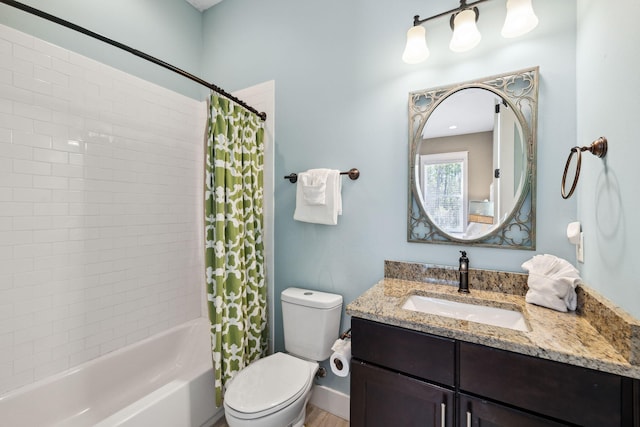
xmin=408 ymin=67 xmax=539 ymax=250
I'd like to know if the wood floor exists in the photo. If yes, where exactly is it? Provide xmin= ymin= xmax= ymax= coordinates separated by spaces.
xmin=212 ymin=403 xmax=349 ymax=427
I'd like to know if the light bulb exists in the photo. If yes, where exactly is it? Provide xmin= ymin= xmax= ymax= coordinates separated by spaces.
xmin=501 ymin=0 xmax=539 ymax=38
xmin=449 ymin=9 xmax=482 ymax=53
xmin=402 ymin=25 xmax=430 ymax=64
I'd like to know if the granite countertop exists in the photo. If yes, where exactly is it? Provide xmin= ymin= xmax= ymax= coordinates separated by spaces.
xmin=346 ymin=261 xmax=640 ymax=380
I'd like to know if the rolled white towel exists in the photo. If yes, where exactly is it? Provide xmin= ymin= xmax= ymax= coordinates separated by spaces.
xmin=525 ymin=289 xmax=569 ymax=312
xmin=522 ymin=254 xmax=581 ymax=312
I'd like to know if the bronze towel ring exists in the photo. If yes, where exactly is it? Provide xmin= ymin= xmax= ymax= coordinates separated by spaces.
xmin=561 ymin=137 xmax=608 ymax=199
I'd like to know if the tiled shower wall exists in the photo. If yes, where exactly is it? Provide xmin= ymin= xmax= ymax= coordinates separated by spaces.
xmin=0 ymin=24 xmax=206 ymax=394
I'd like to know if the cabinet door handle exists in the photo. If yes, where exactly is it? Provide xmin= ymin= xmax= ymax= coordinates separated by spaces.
xmin=440 ymin=403 xmax=446 ymax=427
xmin=466 ymin=410 xmax=472 ymax=427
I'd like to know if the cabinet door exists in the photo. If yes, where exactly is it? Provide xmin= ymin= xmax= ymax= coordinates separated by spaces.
xmin=459 ymin=341 xmax=629 ymax=427
xmin=351 ymin=360 xmax=454 ymax=427
xmin=459 ymin=394 xmax=569 ymax=427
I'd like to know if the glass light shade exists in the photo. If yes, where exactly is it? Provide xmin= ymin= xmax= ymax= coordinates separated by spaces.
xmin=402 ymin=25 xmax=430 ymax=64
xmin=449 ymin=9 xmax=482 ymax=53
xmin=501 ymin=0 xmax=539 ymax=38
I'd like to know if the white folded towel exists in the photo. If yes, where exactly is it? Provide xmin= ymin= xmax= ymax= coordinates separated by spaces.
xmin=521 ymin=254 xmax=582 ymax=312
xmin=300 ymin=168 xmax=330 ymax=205
xmin=294 ymin=169 xmax=342 ymax=225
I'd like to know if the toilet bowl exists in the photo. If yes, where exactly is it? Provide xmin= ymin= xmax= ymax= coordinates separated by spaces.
xmin=222 ymin=287 xmax=343 ymax=427
xmin=223 ymin=353 xmax=318 ymax=427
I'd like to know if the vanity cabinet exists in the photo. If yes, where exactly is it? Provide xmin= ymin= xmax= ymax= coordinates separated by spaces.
xmin=351 ymin=361 xmax=454 ymax=427
xmin=351 ymin=317 xmax=639 ymax=427
xmin=350 ymin=318 xmax=456 ymax=427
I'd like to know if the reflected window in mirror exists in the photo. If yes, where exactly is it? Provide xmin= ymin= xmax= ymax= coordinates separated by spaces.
xmin=419 ymin=151 xmax=468 ymax=235
xmin=408 ymin=67 xmax=538 ymax=249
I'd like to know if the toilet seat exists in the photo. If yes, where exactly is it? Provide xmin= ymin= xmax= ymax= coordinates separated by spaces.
xmin=224 ymin=352 xmax=318 ymax=420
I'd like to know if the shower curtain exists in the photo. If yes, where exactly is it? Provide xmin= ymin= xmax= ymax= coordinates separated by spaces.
xmin=205 ymin=93 xmax=268 ymax=406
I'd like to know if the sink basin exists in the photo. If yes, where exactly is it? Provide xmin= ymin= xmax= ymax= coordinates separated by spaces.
xmin=402 ymin=295 xmax=529 ymax=332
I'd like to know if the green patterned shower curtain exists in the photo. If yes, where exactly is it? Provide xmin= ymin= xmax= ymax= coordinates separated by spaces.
xmin=205 ymin=93 xmax=268 ymax=406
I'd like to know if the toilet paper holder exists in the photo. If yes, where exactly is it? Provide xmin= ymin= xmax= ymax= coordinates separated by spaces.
xmin=339 ymin=328 xmax=351 ymax=340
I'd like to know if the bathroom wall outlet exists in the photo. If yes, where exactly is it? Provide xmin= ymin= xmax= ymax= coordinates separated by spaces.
xmin=577 ymin=232 xmax=584 ymax=263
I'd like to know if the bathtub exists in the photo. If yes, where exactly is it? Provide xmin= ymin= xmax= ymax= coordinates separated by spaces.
xmin=0 ymin=318 xmax=222 ymax=427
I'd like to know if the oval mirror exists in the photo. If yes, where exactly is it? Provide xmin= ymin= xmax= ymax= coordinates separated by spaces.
xmin=408 ymin=68 xmax=538 ymax=249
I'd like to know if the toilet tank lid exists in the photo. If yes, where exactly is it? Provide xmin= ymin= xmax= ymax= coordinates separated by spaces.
xmin=281 ymin=287 xmax=342 ymax=309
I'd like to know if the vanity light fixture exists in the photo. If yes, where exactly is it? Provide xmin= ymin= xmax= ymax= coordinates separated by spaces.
xmin=402 ymin=0 xmax=539 ymax=64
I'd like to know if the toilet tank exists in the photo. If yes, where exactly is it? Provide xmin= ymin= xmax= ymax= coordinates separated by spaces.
xmin=281 ymin=287 xmax=343 ymax=361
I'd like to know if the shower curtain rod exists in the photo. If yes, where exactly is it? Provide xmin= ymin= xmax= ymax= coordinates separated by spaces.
xmin=0 ymin=0 xmax=267 ymax=121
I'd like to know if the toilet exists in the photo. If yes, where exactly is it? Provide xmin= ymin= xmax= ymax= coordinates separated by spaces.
xmin=223 ymin=287 xmax=343 ymax=427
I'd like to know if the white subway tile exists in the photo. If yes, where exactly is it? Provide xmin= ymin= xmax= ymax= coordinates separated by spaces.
xmin=33 ymin=228 xmax=68 ymax=243
xmin=14 ymin=73 xmax=52 ymax=96
xmin=13 ymin=242 xmax=52 ymax=259
xmin=35 ymin=66 xmax=69 ymax=87
xmin=0 ymin=129 xmax=10 ymax=144
xmin=0 ymin=37 xmax=10 ymax=55
xmin=34 ymin=120 xmax=69 ymax=139
xmin=51 ymin=57 xmax=83 ymax=78
xmin=13 ymin=215 xmax=53 ymax=231
xmin=0 ymin=55 xmax=34 ymax=77
xmin=0 ymin=112 xmax=33 ymax=133
xmin=33 ymin=93 xmax=69 ymax=114
xmin=13 ymin=188 xmax=51 ymax=203
xmin=0 ymin=244 xmax=12 ymax=259
xmin=4 ymin=173 xmax=32 ymax=189
xmin=12 ymin=131 xmax=52 ymax=149
xmin=51 ymin=164 xmax=83 ymax=179
xmin=34 ymin=202 xmax=69 ymax=216
xmin=2 ymin=24 xmax=203 ymax=394
xmin=33 ymin=148 xmax=69 ymax=164
xmin=13 ymin=322 xmax=52 ymax=346
xmin=33 ymin=175 xmax=68 ymax=190
xmin=13 ymin=102 xmax=52 ymax=122
xmin=0 ymin=97 xmax=10 ymax=114
xmin=0 ymin=230 xmax=33 ymax=246
xmin=14 ymin=295 xmax=52 ymax=317
xmin=13 ymin=45 xmax=52 ymax=69
xmin=33 ymin=39 xmax=69 ymax=61
xmin=14 ymin=159 xmax=52 ymax=176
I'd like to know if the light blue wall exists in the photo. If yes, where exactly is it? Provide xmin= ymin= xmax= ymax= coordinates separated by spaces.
xmin=8 ymin=0 xmax=637 ymax=398
xmin=202 ymin=0 xmax=577 ymax=393
xmin=576 ymin=0 xmax=640 ymax=319
xmin=0 ymin=0 xmax=204 ymax=98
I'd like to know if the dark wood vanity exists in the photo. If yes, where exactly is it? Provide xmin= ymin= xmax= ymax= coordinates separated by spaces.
xmin=350 ymin=317 xmax=640 ymax=427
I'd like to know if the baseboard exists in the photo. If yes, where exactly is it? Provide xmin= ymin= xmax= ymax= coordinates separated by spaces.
xmin=309 ymin=385 xmax=350 ymax=421
xmin=203 ymin=405 xmax=224 ymax=427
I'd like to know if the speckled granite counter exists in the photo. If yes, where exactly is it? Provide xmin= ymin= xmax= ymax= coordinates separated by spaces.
xmin=346 ymin=261 xmax=640 ymax=380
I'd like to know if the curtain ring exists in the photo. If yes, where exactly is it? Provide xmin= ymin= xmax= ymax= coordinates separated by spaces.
xmin=561 ymin=147 xmax=582 ymax=199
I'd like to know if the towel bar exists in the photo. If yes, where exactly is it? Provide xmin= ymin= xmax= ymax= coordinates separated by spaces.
xmin=284 ymin=168 xmax=360 ymax=184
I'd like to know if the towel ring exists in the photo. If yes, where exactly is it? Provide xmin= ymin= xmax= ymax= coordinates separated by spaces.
xmin=561 ymin=137 xmax=607 ymax=199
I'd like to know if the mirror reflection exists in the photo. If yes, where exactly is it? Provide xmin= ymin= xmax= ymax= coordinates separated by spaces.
xmin=408 ymin=67 xmax=538 ymax=249
xmin=416 ymin=88 xmax=526 ymax=239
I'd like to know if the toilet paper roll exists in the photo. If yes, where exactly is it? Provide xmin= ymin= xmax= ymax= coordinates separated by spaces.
xmin=329 ymin=339 xmax=351 ymax=377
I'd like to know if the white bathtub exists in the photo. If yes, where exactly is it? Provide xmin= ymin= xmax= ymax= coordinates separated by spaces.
xmin=0 ymin=318 xmax=222 ymax=427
